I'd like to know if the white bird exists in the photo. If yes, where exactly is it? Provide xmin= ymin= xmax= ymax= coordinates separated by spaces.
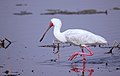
xmin=40 ymin=18 xmax=107 ymax=62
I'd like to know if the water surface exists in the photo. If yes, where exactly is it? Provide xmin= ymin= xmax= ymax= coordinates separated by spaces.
xmin=0 ymin=0 xmax=120 ymax=76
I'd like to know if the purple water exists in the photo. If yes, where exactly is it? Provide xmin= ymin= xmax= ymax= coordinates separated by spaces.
xmin=0 ymin=0 xmax=120 ymax=76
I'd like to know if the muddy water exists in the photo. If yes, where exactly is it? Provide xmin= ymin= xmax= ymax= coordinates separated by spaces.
xmin=0 ymin=0 xmax=120 ymax=76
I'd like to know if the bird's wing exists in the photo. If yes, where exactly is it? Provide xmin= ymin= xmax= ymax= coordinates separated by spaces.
xmin=63 ymin=29 xmax=97 ymax=45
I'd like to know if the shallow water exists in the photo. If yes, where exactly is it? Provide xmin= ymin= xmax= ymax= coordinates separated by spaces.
xmin=0 ymin=0 xmax=120 ymax=76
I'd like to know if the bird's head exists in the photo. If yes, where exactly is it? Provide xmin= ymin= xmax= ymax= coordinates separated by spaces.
xmin=40 ymin=18 xmax=62 ymax=42
xmin=50 ymin=18 xmax=62 ymax=27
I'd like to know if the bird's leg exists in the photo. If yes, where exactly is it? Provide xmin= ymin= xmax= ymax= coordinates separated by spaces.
xmin=81 ymin=48 xmax=86 ymax=62
xmin=52 ymin=42 xmax=56 ymax=60
xmin=57 ymin=43 xmax=60 ymax=62
xmin=68 ymin=45 xmax=94 ymax=61
xmin=82 ymin=45 xmax=94 ymax=56
xmin=68 ymin=52 xmax=80 ymax=61
xmin=68 ymin=48 xmax=85 ymax=61
xmin=82 ymin=61 xmax=86 ymax=76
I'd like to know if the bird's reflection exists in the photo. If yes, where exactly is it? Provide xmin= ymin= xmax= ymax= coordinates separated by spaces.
xmin=70 ymin=62 xmax=94 ymax=76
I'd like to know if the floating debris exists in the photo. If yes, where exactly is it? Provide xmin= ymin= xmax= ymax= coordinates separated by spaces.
xmin=3 ymin=70 xmax=20 ymax=76
xmin=16 ymin=4 xmax=27 ymax=6
xmin=40 ymin=9 xmax=107 ymax=15
xmin=113 ymin=7 xmax=120 ymax=10
xmin=50 ymin=59 xmax=57 ymax=62
xmin=25 ymin=46 xmax=27 ymax=48
xmin=105 ymin=63 xmax=108 ymax=66
xmin=4 ymin=70 xmax=10 ymax=74
xmin=116 ymin=67 xmax=120 ymax=70
xmin=32 ymin=70 xmax=34 ymax=73
xmin=13 ymin=11 xmax=32 ymax=16
xmin=0 ymin=65 xmax=4 ymax=68
xmin=0 ymin=38 xmax=11 ymax=49
xmin=21 ymin=58 xmax=24 ymax=60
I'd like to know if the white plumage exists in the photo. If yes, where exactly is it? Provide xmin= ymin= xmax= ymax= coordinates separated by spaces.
xmin=64 ymin=29 xmax=107 ymax=45
xmin=40 ymin=18 xmax=107 ymax=62
xmin=51 ymin=18 xmax=107 ymax=46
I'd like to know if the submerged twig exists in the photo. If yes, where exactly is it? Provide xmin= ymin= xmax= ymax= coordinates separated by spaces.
xmin=39 ymin=44 xmax=71 ymax=48
xmin=39 ymin=40 xmax=120 ymax=55
xmin=0 ymin=38 xmax=11 ymax=49
xmin=4 ymin=38 xmax=11 ymax=49
xmin=100 ymin=40 xmax=120 ymax=54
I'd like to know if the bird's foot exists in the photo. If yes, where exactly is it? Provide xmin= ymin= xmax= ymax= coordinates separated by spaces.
xmin=68 ymin=52 xmax=80 ymax=61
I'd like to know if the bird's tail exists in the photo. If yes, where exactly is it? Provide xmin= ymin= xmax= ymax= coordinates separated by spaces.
xmin=96 ymin=35 xmax=107 ymax=44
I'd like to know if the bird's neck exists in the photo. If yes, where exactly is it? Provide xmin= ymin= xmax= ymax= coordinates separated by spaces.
xmin=53 ymin=25 xmax=67 ymax=43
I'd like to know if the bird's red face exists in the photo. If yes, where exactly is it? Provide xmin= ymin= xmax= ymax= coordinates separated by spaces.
xmin=39 ymin=21 xmax=54 ymax=42
xmin=49 ymin=21 xmax=54 ymax=27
